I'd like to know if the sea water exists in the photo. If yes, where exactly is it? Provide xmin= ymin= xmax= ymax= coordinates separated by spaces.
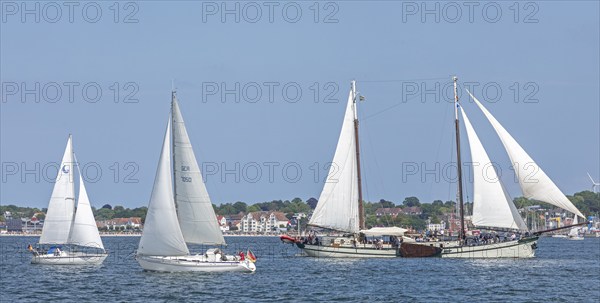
xmin=1 ymin=236 xmax=598 ymax=302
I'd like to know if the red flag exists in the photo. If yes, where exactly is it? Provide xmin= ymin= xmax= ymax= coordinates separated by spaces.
xmin=246 ymin=249 xmax=257 ymax=263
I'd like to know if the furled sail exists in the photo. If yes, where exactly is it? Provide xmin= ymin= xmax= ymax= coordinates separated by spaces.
xmin=68 ymin=160 xmax=104 ymax=250
xmin=309 ymin=88 xmax=360 ymax=233
xmin=40 ymin=135 xmax=75 ymax=244
xmin=460 ymin=106 xmax=527 ymax=231
xmin=138 ymin=117 xmax=189 ymax=256
xmin=468 ymin=91 xmax=584 ymax=219
xmin=172 ymin=95 xmax=226 ymax=245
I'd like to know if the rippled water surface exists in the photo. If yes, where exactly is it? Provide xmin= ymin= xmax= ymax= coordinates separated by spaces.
xmin=1 ymin=236 xmax=598 ymax=302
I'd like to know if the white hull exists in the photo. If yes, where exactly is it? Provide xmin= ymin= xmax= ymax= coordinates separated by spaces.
xmin=136 ymin=255 xmax=256 ymax=272
xmin=31 ymin=251 xmax=107 ymax=265
xmin=567 ymin=236 xmax=584 ymax=241
xmin=441 ymin=237 xmax=538 ymax=258
xmin=298 ymin=243 xmax=398 ymax=258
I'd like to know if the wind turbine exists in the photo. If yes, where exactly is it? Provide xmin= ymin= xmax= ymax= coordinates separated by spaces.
xmin=587 ymin=173 xmax=600 ymax=193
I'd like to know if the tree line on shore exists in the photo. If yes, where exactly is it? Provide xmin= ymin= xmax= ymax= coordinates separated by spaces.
xmin=2 ymin=190 xmax=598 ymax=231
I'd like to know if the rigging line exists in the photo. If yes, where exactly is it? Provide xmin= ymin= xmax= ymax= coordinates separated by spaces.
xmin=358 ymin=77 xmax=450 ymax=83
xmin=362 ymin=94 xmax=420 ymax=121
xmin=362 ymin=111 xmax=392 ymax=227
xmin=428 ymin=99 xmax=453 ymax=201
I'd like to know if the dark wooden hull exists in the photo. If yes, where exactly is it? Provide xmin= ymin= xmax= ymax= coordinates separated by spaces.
xmin=399 ymin=243 xmax=442 ymax=258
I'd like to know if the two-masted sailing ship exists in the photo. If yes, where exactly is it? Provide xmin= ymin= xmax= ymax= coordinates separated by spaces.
xmin=135 ymin=92 xmax=256 ymax=272
xmin=294 ymin=81 xmax=407 ymax=258
xmin=30 ymin=135 xmax=107 ymax=265
xmin=401 ymin=77 xmax=586 ymax=258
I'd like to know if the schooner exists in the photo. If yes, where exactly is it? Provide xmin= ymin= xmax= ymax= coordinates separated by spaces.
xmin=402 ymin=77 xmax=586 ymax=258
xmin=295 ymin=81 xmax=407 ymax=258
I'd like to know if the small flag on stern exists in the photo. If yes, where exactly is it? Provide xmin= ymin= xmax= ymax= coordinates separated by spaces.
xmin=246 ymin=249 xmax=257 ymax=263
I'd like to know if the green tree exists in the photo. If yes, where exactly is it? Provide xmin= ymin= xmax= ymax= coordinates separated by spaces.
xmin=402 ymin=197 xmax=421 ymax=207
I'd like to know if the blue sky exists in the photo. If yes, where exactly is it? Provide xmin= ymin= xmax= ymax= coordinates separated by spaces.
xmin=1 ymin=1 xmax=599 ymax=209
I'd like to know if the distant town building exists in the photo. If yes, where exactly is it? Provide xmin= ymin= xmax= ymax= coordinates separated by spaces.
xmin=97 ymin=217 xmax=142 ymax=230
xmin=241 ymin=211 xmax=288 ymax=233
xmin=6 ymin=219 xmax=22 ymax=232
xmin=375 ymin=208 xmax=403 ymax=218
xmin=402 ymin=207 xmax=422 ymax=215
xmin=216 ymin=215 xmax=229 ymax=232
xmin=427 ymin=222 xmax=446 ymax=231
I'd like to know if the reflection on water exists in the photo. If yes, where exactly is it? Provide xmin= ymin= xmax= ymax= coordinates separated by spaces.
xmin=1 ymin=236 xmax=598 ymax=302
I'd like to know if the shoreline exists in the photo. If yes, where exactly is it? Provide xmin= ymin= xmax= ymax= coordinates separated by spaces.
xmin=0 ymin=233 xmax=281 ymax=237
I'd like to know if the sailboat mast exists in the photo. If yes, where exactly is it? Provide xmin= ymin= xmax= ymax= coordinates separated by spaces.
xmin=352 ymin=80 xmax=365 ymax=230
xmin=453 ymin=77 xmax=466 ymax=242
xmin=171 ymin=91 xmax=178 ymax=212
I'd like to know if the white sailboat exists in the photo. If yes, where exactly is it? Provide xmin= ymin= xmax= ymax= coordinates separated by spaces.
xmin=31 ymin=135 xmax=107 ymax=265
xmin=437 ymin=77 xmax=584 ymax=258
xmin=135 ymin=92 xmax=256 ymax=272
xmin=295 ymin=81 xmax=405 ymax=258
xmin=567 ymin=215 xmax=584 ymax=240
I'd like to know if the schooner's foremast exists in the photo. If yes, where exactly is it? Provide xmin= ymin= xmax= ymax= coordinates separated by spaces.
xmin=453 ymin=76 xmax=466 ymax=243
xmin=352 ymin=80 xmax=365 ymax=230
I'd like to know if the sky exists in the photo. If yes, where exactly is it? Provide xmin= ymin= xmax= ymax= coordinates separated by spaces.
xmin=1 ymin=1 xmax=599 ymax=209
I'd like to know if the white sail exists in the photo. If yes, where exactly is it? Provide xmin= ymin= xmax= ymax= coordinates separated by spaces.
xmin=40 ymin=135 xmax=75 ymax=244
xmin=460 ymin=106 xmax=527 ymax=231
xmin=309 ymin=88 xmax=360 ymax=233
xmin=468 ymin=91 xmax=584 ymax=218
xmin=68 ymin=161 xmax=104 ymax=250
xmin=172 ymin=96 xmax=225 ymax=245
xmin=138 ymin=117 xmax=189 ymax=256
xmin=568 ymin=215 xmax=579 ymax=236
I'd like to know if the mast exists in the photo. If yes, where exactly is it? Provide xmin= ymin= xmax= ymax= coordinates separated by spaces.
xmin=171 ymin=91 xmax=177 ymax=212
xmin=453 ymin=77 xmax=466 ymax=242
xmin=352 ymin=80 xmax=365 ymax=230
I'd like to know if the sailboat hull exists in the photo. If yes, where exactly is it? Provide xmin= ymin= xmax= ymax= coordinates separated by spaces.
xmin=31 ymin=251 xmax=108 ymax=265
xmin=441 ymin=237 xmax=538 ymax=258
xmin=136 ymin=255 xmax=256 ymax=273
xmin=297 ymin=243 xmax=398 ymax=258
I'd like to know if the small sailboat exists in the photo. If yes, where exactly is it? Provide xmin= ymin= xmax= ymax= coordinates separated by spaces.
xmin=135 ymin=91 xmax=256 ymax=272
xmin=401 ymin=77 xmax=586 ymax=258
xmin=294 ymin=81 xmax=405 ymax=258
xmin=31 ymin=135 xmax=107 ymax=265
xmin=567 ymin=215 xmax=584 ymax=240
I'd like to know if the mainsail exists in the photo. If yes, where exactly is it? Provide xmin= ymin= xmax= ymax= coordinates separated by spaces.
xmin=460 ymin=106 xmax=527 ymax=231
xmin=40 ymin=135 xmax=75 ymax=244
xmin=68 ymin=160 xmax=104 ymax=249
xmin=468 ymin=91 xmax=584 ymax=219
xmin=172 ymin=95 xmax=226 ymax=245
xmin=309 ymin=88 xmax=360 ymax=233
xmin=138 ymin=117 xmax=189 ymax=256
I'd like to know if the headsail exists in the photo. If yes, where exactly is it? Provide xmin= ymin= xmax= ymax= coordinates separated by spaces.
xmin=68 ymin=158 xmax=104 ymax=250
xmin=40 ymin=135 xmax=75 ymax=244
xmin=460 ymin=106 xmax=527 ymax=231
xmin=468 ymin=91 xmax=584 ymax=219
xmin=309 ymin=88 xmax=360 ymax=233
xmin=138 ymin=117 xmax=189 ymax=256
xmin=172 ymin=94 xmax=226 ymax=245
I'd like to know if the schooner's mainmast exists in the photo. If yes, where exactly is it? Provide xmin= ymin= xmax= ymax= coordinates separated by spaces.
xmin=352 ymin=80 xmax=365 ymax=230
xmin=453 ymin=76 xmax=466 ymax=242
